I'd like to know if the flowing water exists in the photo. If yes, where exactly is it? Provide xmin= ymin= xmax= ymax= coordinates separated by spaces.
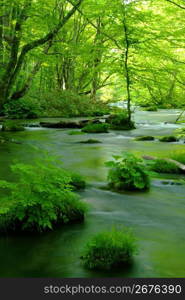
xmin=0 ymin=109 xmax=185 ymax=277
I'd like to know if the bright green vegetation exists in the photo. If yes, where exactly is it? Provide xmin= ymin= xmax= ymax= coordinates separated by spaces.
xmin=175 ymin=128 xmax=185 ymax=139
xmin=149 ymin=159 xmax=180 ymax=174
xmin=81 ymin=227 xmax=137 ymax=270
xmin=82 ymin=123 xmax=109 ymax=133
xmin=68 ymin=131 xmax=85 ymax=136
xmin=135 ymin=136 xmax=155 ymax=141
xmin=159 ymin=136 xmax=179 ymax=143
xmin=79 ymin=139 xmax=102 ymax=144
xmin=107 ymin=113 xmax=135 ymax=130
xmin=106 ymin=153 xmax=150 ymax=192
xmin=1 ymin=121 xmax=25 ymax=132
xmin=169 ymin=150 xmax=185 ymax=165
xmin=0 ymin=161 xmax=87 ymax=233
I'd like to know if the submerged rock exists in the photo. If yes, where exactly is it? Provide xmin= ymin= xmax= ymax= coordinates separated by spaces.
xmin=79 ymin=139 xmax=102 ymax=144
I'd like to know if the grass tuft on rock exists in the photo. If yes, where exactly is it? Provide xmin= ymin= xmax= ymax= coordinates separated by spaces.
xmin=159 ymin=136 xmax=178 ymax=142
xmin=135 ymin=136 xmax=155 ymax=141
xmin=81 ymin=227 xmax=138 ymax=271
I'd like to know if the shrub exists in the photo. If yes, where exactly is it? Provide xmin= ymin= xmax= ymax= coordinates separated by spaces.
xmin=106 ymin=153 xmax=150 ymax=191
xmin=81 ymin=227 xmax=138 ymax=270
xmin=107 ymin=112 xmax=135 ymax=130
xmin=159 ymin=136 xmax=178 ymax=142
xmin=2 ymin=120 xmax=25 ymax=132
xmin=135 ymin=136 xmax=155 ymax=141
xmin=82 ymin=123 xmax=109 ymax=133
xmin=0 ymin=161 xmax=87 ymax=233
xmin=150 ymin=159 xmax=180 ymax=174
xmin=4 ymin=98 xmax=41 ymax=119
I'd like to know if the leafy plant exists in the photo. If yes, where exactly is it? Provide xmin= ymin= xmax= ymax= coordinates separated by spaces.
xmin=0 ymin=160 xmax=87 ymax=233
xmin=2 ymin=120 xmax=25 ymax=132
xmin=82 ymin=123 xmax=109 ymax=133
xmin=106 ymin=153 xmax=150 ymax=191
xmin=81 ymin=227 xmax=138 ymax=270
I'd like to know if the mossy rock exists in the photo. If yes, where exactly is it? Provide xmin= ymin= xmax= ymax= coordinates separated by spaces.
xmin=135 ymin=136 xmax=155 ymax=141
xmin=2 ymin=121 xmax=25 ymax=132
xmin=159 ymin=136 xmax=178 ymax=142
xmin=82 ymin=123 xmax=109 ymax=133
xmin=107 ymin=113 xmax=135 ymax=130
xmin=79 ymin=139 xmax=102 ymax=144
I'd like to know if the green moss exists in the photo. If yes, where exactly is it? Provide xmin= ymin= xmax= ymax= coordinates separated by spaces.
xmin=2 ymin=121 xmax=25 ymax=132
xmin=169 ymin=150 xmax=185 ymax=164
xmin=135 ymin=136 xmax=155 ymax=141
xmin=81 ymin=227 xmax=138 ymax=270
xmin=68 ymin=130 xmax=85 ymax=135
xmin=107 ymin=113 xmax=135 ymax=130
xmin=82 ymin=123 xmax=109 ymax=133
xmin=106 ymin=153 xmax=150 ymax=191
xmin=79 ymin=139 xmax=102 ymax=144
xmin=149 ymin=159 xmax=180 ymax=174
xmin=159 ymin=136 xmax=178 ymax=142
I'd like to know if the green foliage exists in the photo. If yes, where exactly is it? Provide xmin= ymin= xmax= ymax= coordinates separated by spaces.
xmin=4 ymin=98 xmax=41 ymax=119
xmin=149 ymin=159 xmax=180 ymax=174
xmin=169 ymin=150 xmax=185 ymax=165
xmin=106 ymin=153 xmax=150 ymax=191
xmin=2 ymin=121 xmax=25 ymax=132
xmin=135 ymin=136 xmax=155 ymax=141
xmin=159 ymin=136 xmax=179 ymax=142
xmin=175 ymin=128 xmax=185 ymax=139
xmin=107 ymin=113 xmax=135 ymax=130
xmin=82 ymin=123 xmax=109 ymax=133
xmin=40 ymin=90 xmax=110 ymax=117
xmin=68 ymin=131 xmax=85 ymax=136
xmin=0 ymin=161 xmax=87 ymax=233
xmin=81 ymin=227 xmax=138 ymax=270
xmin=79 ymin=139 xmax=102 ymax=144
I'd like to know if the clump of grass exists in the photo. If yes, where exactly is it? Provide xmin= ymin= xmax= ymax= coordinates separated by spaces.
xmin=81 ymin=227 xmax=138 ymax=270
xmin=82 ymin=123 xmax=109 ymax=133
xmin=149 ymin=159 xmax=180 ymax=174
xmin=107 ymin=112 xmax=135 ymax=130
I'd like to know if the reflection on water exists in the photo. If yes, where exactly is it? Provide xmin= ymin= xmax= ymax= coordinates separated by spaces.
xmin=0 ymin=109 xmax=185 ymax=277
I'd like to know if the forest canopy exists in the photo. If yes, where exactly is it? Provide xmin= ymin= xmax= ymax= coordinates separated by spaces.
xmin=0 ymin=0 xmax=185 ymax=118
